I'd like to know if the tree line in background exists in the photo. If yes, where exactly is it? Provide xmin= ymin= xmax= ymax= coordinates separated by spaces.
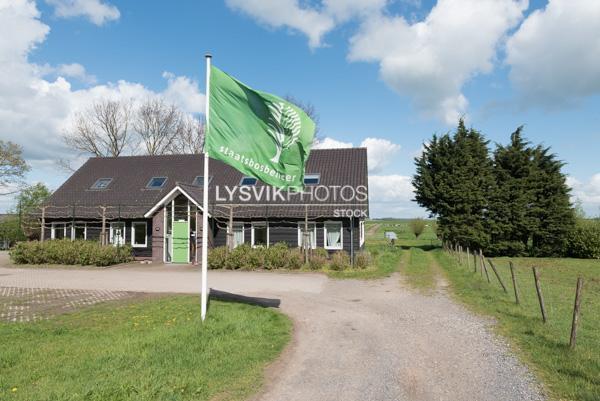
xmin=413 ymin=119 xmax=600 ymax=258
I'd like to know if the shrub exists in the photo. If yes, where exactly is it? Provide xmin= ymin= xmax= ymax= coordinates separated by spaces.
xmin=329 ymin=250 xmax=350 ymax=271
xmin=567 ymin=220 xmax=600 ymax=259
xmin=355 ymin=251 xmax=372 ymax=269
xmin=409 ymin=218 xmax=426 ymax=238
xmin=308 ymin=254 xmax=328 ymax=270
xmin=312 ymin=247 xmax=329 ymax=258
xmin=9 ymin=240 xmax=132 ymax=267
xmin=286 ymin=248 xmax=304 ymax=270
xmin=208 ymin=246 xmax=228 ymax=269
xmin=264 ymin=242 xmax=289 ymax=270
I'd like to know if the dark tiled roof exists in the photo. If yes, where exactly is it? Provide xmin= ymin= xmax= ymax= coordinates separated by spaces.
xmin=44 ymin=148 xmax=369 ymax=218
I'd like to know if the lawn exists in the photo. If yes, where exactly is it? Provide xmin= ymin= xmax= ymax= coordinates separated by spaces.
xmin=0 ymin=295 xmax=291 ymax=401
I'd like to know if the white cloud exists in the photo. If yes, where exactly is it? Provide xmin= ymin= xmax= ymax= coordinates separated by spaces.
xmin=0 ymin=0 xmax=204 ymax=194
xmin=45 ymin=0 xmax=120 ymax=25
xmin=225 ymin=0 xmax=335 ymax=48
xmin=348 ymin=0 xmax=527 ymax=124
xmin=368 ymin=174 xmax=425 ymax=217
xmin=568 ymin=173 xmax=600 ymax=216
xmin=313 ymin=136 xmax=400 ymax=173
xmin=161 ymin=72 xmax=206 ymax=114
xmin=313 ymin=136 xmax=353 ymax=149
xmin=506 ymin=0 xmax=600 ymax=106
xmin=323 ymin=0 xmax=387 ymax=21
xmin=359 ymin=137 xmax=400 ymax=173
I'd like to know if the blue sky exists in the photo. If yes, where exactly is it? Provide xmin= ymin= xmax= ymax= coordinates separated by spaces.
xmin=1 ymin=0 xmax=599 ymax=217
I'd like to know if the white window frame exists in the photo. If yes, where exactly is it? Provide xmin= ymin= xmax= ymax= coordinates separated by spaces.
xmin=359 ymin=220 xmax=365 ymax=247
xmin=131 ymin=221 xmax=148 ymax=248
xmin=251 ymin=222 xmax=269 ymax=247
xmin=51 ymin=222 xmax=68 ymax=239
xmin=109 ymin=222 xmax=126 ymax=246
xmin=297 ymin=222 xmax=317 ymax=249
xmin=324 ymin=221 xmax=343 ymax=250
xmin=71 ymin=222 xmax=87 ymax=240
xmin=228 ymin=222 xmax=245 ymax=248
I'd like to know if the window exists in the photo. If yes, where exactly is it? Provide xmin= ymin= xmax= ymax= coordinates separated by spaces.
xmin=91 ymin=178 xmax=112 ymax=190
xmin=251 ymin=223 xmax=269 ymax=247
xmin=51 ymin=222 xmax=68 ymax=239
xmin=146 ymin=176 xmax=167 ymax=189
xmin=110 ymin=222 xmax=126 ymax=246
xmin=240 ymin=176 xmax=257 ymax=186
xmin=359 ymin=221 xmax=365 ymax=247
xmin=324 ymin=221 xmax=343 ymax=250
xmin=192 ymin=175 xmax=212 ymax=186
xmin=72 ymin=223 xmax=86 ymax=240
xmin=131 ymin=222 xmax=147 ymax=248
xmin=298 ymin=222 xmax=317 ymax=249
xmin=304 ymin=174 xmax=320 ymax=185
xmin=229 ymin=223 xmax=245 ymax=248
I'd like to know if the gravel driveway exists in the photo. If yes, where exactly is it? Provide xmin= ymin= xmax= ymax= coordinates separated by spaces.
xmin=0 ymin=264 xmax=544 ymax=401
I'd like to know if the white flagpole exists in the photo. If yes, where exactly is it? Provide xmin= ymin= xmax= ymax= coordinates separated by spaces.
xmin=201 ymin=53 xmax=211 ymax=321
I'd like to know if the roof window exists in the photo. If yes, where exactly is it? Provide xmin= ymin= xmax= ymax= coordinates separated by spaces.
xmin=304 ymin=174 xmax=320 ymax=185
xmin=239 ymin=176 xmax=257 ymax=186
xmin=91 ymin=178 xmax=113 ymax=190
xmin=146 ymin=176 xmax=167 ymax=189
xmin=192 ymin=176 xmax=213 ymax=187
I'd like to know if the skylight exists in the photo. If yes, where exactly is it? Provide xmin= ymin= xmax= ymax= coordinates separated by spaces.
xmin=146 ymin=177 xmax=167 ymax=189
xmin=239 ymin=176 xmax=257 ymax=186
xmin=91 ymin=178 xmax=113 ymax=190
xmin=304 ymin=174 xmax=320 ymax=185
xmin=193 ymin=176 xmax=213 ymax=187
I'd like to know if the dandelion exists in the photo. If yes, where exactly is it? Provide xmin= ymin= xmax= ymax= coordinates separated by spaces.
xmin=11 ymin=387 xmax=17 ymax=392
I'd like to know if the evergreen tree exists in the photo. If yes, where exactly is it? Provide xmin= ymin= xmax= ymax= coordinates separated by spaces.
xmin=487 ymin=127 xmax=534 ymax=256
xmin=414 ymin=120 xmax=494 ymax=250
xmin=527 ymin=146 xmax=575 ymax=256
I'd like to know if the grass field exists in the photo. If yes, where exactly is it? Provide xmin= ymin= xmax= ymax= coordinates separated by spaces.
xmin=0 ymin=296 xmax=291 ymax=401
xmin=378 ymin=218 xmax=600 ymax=401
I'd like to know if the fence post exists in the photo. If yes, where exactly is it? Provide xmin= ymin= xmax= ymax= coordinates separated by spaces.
xmin=466 ymin=247 xmax=470 ymax=270
xmin=509 ymin=261 xmax=520 ymax=305
xmin=569 ymin=277 xmax=584 ymax=349
xmin=40 ymin=206 xmax=46 ymax=242
xmin=480 ymin=250 xmax=490 ymax=282
xmin=473 ymin=253 xmax=477 ymax=273
xmin=532 ymin=267 xmax=547 ymax=323
xmin=100 ymin=206 xmax=106 ymax=246
xmin=488 ymin=259 xmax=508 ymax=293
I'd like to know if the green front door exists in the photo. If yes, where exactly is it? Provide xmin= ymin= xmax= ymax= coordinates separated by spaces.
xmin=172 ymin=221 xmax=189 ymax=263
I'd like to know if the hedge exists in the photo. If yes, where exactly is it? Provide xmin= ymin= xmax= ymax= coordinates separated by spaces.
xmin=567 ymin=220 xmax=600 ymax=259
xmin=208 ymin=242 xmax=370 ymax=271
xmin=9 ymin=240 xmax=133 ymax=267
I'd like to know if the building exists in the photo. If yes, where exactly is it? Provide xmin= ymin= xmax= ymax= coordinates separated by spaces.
xmin=42 ymin=148 xmax=369 ymax=263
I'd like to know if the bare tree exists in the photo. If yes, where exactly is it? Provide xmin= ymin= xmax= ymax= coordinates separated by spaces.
xmin=134 ymin=98 xmax=182 ymax=155
xmin=0 ymin=141 xmax=30 ymax=195
xmin=63 ymin=99 xmax=132 ymax=157
xmin=170 ymin=115 xmax=205 ymax=154
xmin=284 ymin=95 xmax=320 ymax=137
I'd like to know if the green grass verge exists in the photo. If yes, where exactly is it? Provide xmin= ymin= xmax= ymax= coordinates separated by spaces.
xmin=327 ymin=244 xmax=403 ymax=279
xmin=436 ymin=250 xmax=600 ymax=401
xmin=0 ymin=296 xmax=291 ymax=401
xmin=401 ymin=247 xmax=437 ymax=291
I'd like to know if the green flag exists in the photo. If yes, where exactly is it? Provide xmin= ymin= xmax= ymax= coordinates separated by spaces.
xmin=206 ymin=66 xmax=316 ymax=191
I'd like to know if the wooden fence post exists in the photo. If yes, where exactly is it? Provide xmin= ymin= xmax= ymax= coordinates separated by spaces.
xmin=473 ymin=253 xmax=477 ymax=273
xmin=509 ymin=261 xmax=520 ymax=305
xmin=480 ymin=250 xmax=490 ymax=283
xmin=100 ymin=206 xmax=106 ymax=246
xmin=569 ymin=277 xmax=584 ymax=349
xmin=466 ymin=247 xmax=470 ymax=270
xmin=40 ymin=206 xmax=46 ymax=242
xmin=532 ymin=267 xmax=547 ymax=323
xmin=488 ymin=259 xmax=508 ymax=293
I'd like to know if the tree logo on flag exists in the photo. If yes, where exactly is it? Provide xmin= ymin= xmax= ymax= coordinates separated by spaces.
xmin=267 ymin=102 xmax=301 ymax=163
